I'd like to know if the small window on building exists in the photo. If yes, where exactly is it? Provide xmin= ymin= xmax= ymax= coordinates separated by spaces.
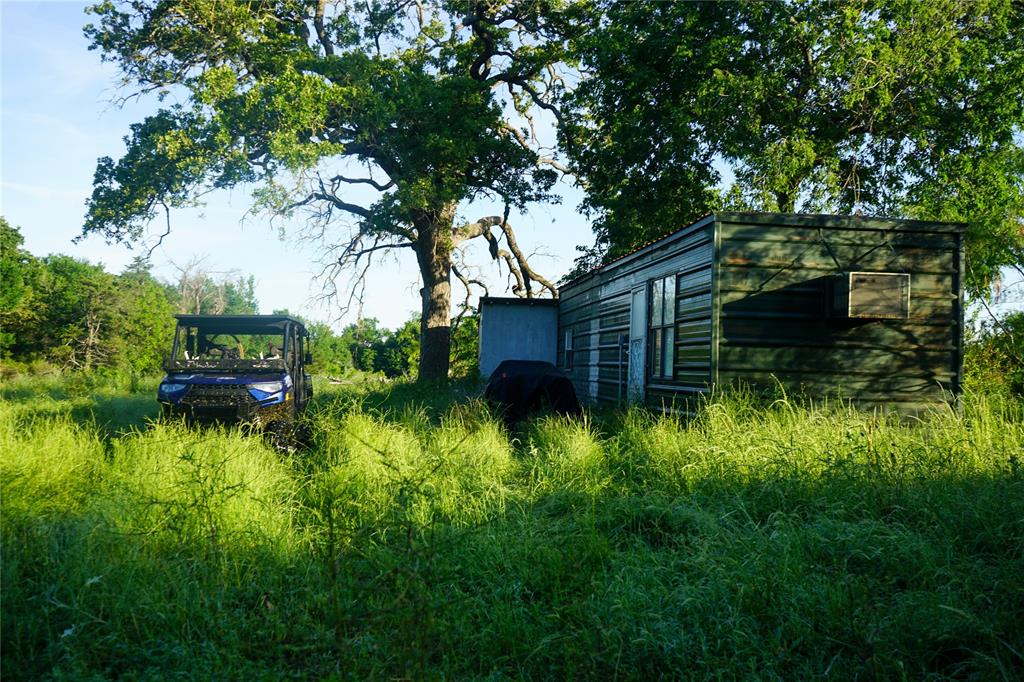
xmin=564 ymin=329 xmax=574 ymax=369
xmin=649 ymin=275 xmax=676 ymax=379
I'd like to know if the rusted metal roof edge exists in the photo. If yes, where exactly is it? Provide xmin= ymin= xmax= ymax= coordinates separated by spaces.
xmin=559 ymin=212 xmax=966 ymax=293
xmin=480 ymin=296 xmax=559 ymax=307
xmin=559 ymin=214 xmax=715 ymax=291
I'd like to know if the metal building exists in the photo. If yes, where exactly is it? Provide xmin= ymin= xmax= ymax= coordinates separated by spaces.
xmin=478 ymin=296 xmax=559 ymax=379
xmin=556 ymin=213 xmax=965 ymax=412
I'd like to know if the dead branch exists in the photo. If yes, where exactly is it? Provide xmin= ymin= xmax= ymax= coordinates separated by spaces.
xmin=453 ymin=215 xmax=505 ymax=244
xmin=496 ymin=206 xmax=558 ymax=299
xmin=329 ymin=174 xmax=395 ymax=192
xmin=479 ymin=228 xmax=526 ymax=295
xmin=286 ymin=188 xmax=370 ymax=219
xmin=451 ymin=261 xmax=489 ymax=329
xmin=313 ymin=191 xmax=372 ymax=219
xmin=487 ymin=72 xmax=565 ymax=128
xmin=498 ymin=123 xmax=571 ymax=175
xmin=453 ymin=210 xmax=557 ymax=299
xmin=145 ymin=202 xmax=174 ymax=259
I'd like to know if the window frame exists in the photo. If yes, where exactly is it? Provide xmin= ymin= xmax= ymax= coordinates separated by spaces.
xmin=648 ymin=275 xmax=676 ymax=380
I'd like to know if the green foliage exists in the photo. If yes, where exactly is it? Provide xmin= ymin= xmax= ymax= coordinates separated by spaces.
xmin=343 ymin=318 xmax=386 ymax=374
xmin=1 ymin=221 xmax=444 ymax=379
xmin=0 ymin=223 xmax=176 ymax=374
xmin=372 ymin=316 xmax=420 ymax=377
xmin=305 ymin=320 xmax=354 ymax=376
xmin=288 ymin=315 xmax=440 ymax=380
xmin=567 ymin=0 xmax=1024 ymax=295
xmin=450 ymin=313 xmax=479 ymax=378
xmin=3 ymin=375 xmax=1023 ymax=679
xmin=85 ymin=107 xmax=254 ymax=243
xmin=966 ymin=309 xmax=1024 ymax=397
xmin=0 ymin=218 xmax=41 ymax=356
xmin=110 ymin=262 xmax=177 ymax=373
xmin=308 ymin=314 xmax=466 ymax=379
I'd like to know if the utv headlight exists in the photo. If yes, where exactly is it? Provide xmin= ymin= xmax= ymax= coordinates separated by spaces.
xmin=248 ymin=380 xmax=285 ymax=401
xmin=159 ymin=382 xmax=188 ymax=395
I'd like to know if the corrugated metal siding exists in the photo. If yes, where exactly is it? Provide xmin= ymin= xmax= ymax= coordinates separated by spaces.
xmin=558 ymin=218 xmax=716 ymax=405
xmin=714 ymin=214 xmax=964 ymax=412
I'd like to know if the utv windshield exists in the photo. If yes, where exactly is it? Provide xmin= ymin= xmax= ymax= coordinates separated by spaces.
xmin=176 ymin=328 xmax=287 ymax=361
xmin=166 ymin=315 xmax=306 ymax=373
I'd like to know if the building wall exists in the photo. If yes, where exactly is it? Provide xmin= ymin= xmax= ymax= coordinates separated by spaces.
xmin=478 ymin=298 xmax=558 ymax=379
xmin=556 ymin=213 xmax=963 ymax=413
xmin=557 ymin=217 xmax=716 ymax=405
xmin=714 ymin=214 xmax=964 ymax=412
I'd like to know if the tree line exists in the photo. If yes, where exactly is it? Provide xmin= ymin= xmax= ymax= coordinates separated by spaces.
xmin=291 ymin=313 xmax=478 ymax=379
xmin=78 ymin=0 xmax=1024 ymax=383
xmin=1 ymin=219 xmax=475 ymax=378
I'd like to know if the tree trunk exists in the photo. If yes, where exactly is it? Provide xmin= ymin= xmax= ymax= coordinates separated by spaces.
xmin=414 ymin=218 xmax=454 ymax=382
xmin=776 ymin=190 xmax=794 ymax=213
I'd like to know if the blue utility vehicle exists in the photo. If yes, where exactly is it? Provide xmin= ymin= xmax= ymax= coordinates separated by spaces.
xmin=158 ymin=314 xmax=313 ymax=426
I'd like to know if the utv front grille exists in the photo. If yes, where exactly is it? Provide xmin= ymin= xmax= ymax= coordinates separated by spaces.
xmin=183 ymin=384 xmax=256 ymax=407
xmin=178 ymin=384 xmax=258 ymax=422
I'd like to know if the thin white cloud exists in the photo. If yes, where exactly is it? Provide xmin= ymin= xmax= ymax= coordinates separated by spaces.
xmin=1 ymin=180 xmax=85 ymax=201
xmin=1 ymin=4 xmax=109 ymax=100
xmin=1 ymin=109 xmax=95 ymax=147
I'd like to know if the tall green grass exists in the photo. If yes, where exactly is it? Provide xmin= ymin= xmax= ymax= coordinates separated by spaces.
xmin=2 ymin=377 xmax=1022 ymax=679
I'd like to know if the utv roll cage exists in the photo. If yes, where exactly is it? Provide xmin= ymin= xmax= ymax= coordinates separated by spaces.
xmin=165 ymin=314 xmax=311 ymax=373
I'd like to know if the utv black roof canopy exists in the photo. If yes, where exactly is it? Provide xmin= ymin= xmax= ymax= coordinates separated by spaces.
xmin=174 ymin=314 xmax=308 ymax=335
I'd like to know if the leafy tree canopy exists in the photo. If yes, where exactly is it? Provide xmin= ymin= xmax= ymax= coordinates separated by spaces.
xmin=0 ymin=219 xmax=41 ymax=356
xmin=0 ymin=222 xmax=176 ymax=372
xmin=82 ymin=0 xmax=580 ymax=380
xmin=565 ymin=0 xmax=1024 ymax=295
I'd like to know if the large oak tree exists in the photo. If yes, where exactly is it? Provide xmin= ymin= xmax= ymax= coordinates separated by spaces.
xmin=82 ymin=0 xmax=578 ymax=380
xmin=565 ymin=0 xmax=1024 ymax=295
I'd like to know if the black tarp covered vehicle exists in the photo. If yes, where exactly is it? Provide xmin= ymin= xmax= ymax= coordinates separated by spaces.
xmin=484 ymin=360 xmax=581 ymax=423
xmin=158 ymin=314 xmax=313 ymax=428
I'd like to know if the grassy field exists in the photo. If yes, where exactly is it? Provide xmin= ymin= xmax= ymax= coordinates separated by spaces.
xmin=2 ymin=374 xmax=1023 ymax=680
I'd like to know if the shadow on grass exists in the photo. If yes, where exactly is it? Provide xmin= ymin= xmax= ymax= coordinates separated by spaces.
xmin=4 ymin=397 xmax=1024 ymax=681
xmin=0 ymin=380 xmax=72 ymax=404
xmin=308 ymin=376 xmax=487 ymax=425
xmin=5 ymin=374 xmax=1023 ymax=677
xmin=4 ymin=392 xmax=160 ymax=440
xmin=73 ymin=392 xmax=161 ymax=437
xmin=334 ymin=468 xmax=1024 ymax=680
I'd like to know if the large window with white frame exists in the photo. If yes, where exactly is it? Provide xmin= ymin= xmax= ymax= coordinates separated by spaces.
xmin=649 ymin=275 xmax=676 ymax=379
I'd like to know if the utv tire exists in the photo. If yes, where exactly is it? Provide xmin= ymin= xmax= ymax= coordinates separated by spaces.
xmin=265 ymin=419 xmax=297 ymax=452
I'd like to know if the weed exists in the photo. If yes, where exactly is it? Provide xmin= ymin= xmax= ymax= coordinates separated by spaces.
xmin=2 ymin=376 xmax=1022 ymax=679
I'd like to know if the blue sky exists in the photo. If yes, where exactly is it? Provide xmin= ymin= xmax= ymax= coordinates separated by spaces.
xmin=1 ymin=1 xmax=594 ymax=329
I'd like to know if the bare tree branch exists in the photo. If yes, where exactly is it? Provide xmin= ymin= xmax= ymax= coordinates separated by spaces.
xmin=496 ymin=205 xmax=558 ymax=299
xmin=487 ymin=72 xmax=565 ymax=127
xmin=316 ymin=191 xmax=374 ymax=218
xmin=145 ymin=201 xmax=174 ymax=259
xmin=451 ymin=261 xmax=488 ymax=329
xmin=498 ymin=123 xmax=572 ymax=176
xmin=478 ymin=227 xmax=526 ymax=295
xmin=330 ymin=174 xmax=395 ymax=192
xmin=452 ymin=209 xmax=557 ymax=299
xmin=345 ymin=239 xmax=414 ymax=262
xmin=453 ymin=215 xmax=505 ymax=244
xmin=281 ymin=174 xmax=376 ymax=221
